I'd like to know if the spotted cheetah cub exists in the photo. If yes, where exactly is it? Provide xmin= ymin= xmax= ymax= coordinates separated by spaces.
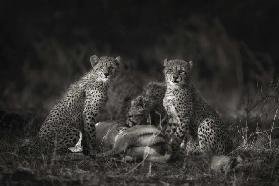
xmin=39 ymin=55 xmax=121 ymax=155
xmin=126 ymin=82 xmax=167 ymax=129
xmin=163 ymin=59 xmax=232 ymax=155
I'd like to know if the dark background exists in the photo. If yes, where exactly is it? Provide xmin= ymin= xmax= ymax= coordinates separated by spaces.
xmin=1 ymin=0 xmax=279 ymax=118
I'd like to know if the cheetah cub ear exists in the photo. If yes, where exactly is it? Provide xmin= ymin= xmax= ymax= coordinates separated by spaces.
xmin=163 ymin=58 xmax=168 ymax=66
xmin=188 ymin=60 xmax=193 ymax=69
xmin=90 ymin=55 xmax=99 ymax=67
xmin=115 ymin=56 xmax=121 ymax=67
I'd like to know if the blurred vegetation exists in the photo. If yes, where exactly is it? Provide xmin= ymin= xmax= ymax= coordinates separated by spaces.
xmin=1 ymin=0 xmax=278 ymax=115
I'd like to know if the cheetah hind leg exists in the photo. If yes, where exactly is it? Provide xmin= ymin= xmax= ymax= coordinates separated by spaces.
xmin=198 ymin=118 xmax=228 ymax=155
xmin=53 ymin=126 xmax=80 ymax=153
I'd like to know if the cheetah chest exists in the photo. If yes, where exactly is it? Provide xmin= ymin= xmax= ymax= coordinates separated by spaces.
xmin=163 ymin=92 xmax=180 ymax=124
xmin=87 ymin=88 xmax=107 ymax=108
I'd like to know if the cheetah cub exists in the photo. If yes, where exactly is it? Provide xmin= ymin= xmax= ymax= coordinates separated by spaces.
xmin=126 ymin=82 xmax=167 ymax=129
xmin=39 ymin=55 xmax=121 ymax=156
xmin=163 ymin=59 xmax=232 ymax=155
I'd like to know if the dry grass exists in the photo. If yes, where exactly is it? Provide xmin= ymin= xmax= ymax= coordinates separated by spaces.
xmin=1 ymin=104 xmax=279 ymax=186
xmin=0 ymin=141 xmax=278 ymax=185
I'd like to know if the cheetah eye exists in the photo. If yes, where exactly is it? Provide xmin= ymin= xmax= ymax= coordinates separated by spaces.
xmin=109 ymin=66 xmax=116 ymax=73
xmin=164 ymin=69 xmax=172 ymax=73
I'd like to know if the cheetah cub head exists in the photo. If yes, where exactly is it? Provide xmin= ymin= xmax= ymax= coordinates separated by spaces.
xmin=90 ymin=55 xmax=121 ymax=83
xmin=163 ymin=59 xmax=193 ymax=87
xmin=126 ymin=96 xmax=149 ymax=127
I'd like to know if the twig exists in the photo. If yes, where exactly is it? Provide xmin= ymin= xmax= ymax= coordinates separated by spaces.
xmin=125 ymin=155 xmax=148 ymax=175
xmin=125 ymin=131 xmax=161 ymax=175
xmin=50 ymin=133 xmax=58 ymax=167
xmin=270 ymin=108 xmax=278 ymax=148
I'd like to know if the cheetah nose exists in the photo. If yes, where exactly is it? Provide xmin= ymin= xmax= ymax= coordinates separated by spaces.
xmin=104 ymin=73 xmax=109 ymax=77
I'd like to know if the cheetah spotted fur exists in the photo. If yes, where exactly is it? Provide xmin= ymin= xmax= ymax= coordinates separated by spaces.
xmin=39 ymin=55 xmax=121 ymax=155
xmin=126 ymin=82 xmax=167 ymax=129
xmin=163 ymin=58 xmax=232 ymax=155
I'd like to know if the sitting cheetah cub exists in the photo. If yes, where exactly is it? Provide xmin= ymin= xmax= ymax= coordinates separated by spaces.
xmin=39 ymin=55 xmax=121 ymax=156
xmin=163 ymin=59 xmax=232 ymax=155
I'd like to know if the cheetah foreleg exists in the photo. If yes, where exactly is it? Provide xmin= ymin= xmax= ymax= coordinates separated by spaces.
xmin=82 ymin=110 xmax=97 ymax=156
